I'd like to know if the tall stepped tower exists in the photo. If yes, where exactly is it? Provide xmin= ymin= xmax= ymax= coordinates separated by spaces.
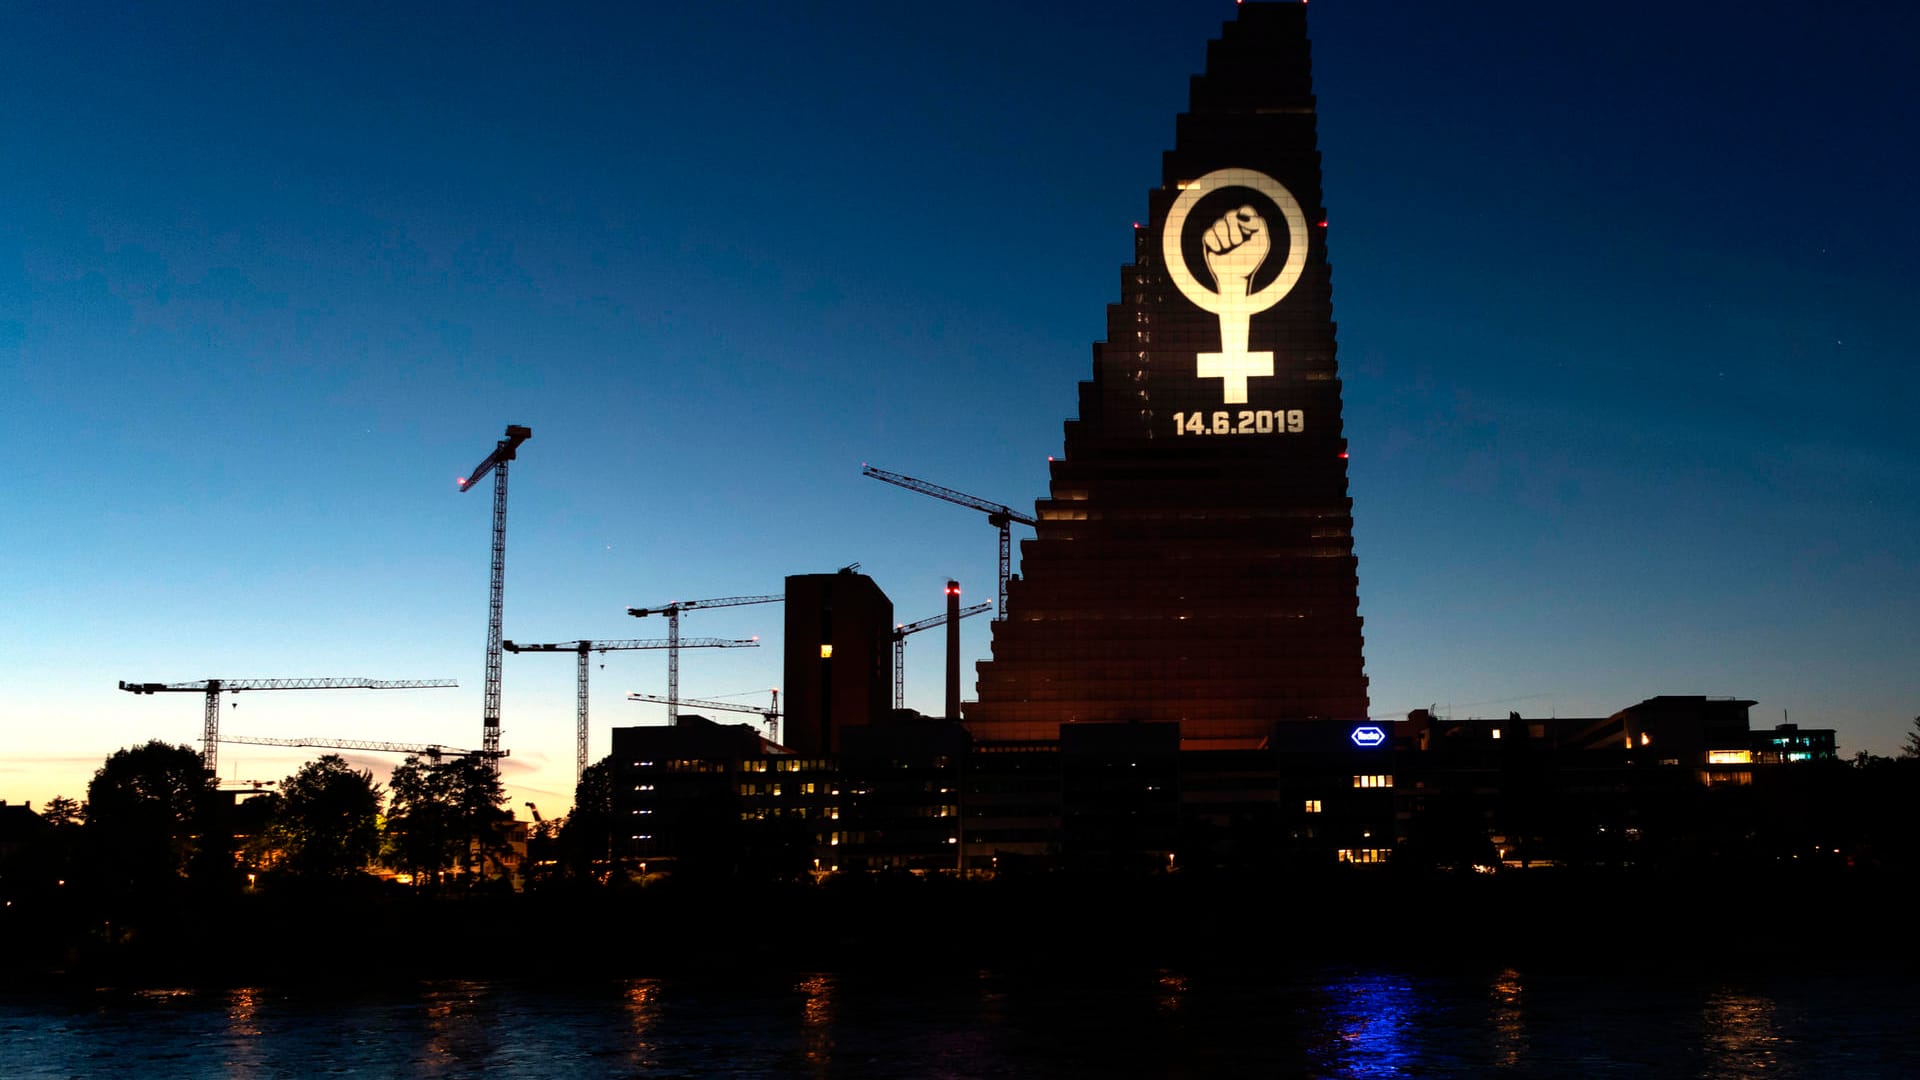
xmin=964 ymin=3 xmax=1368 ymax=747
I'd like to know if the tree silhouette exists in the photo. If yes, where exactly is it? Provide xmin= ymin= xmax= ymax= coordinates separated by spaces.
xmin=385 ymin=755 xmax=508 ymax=886
xmin=1903 ymin=716 xmax=1920 ymax=759
xmin=265 ymin=755 xmax=382 ymax=880
xmin=41 ymin=795 xmax=83 ymax=828
xmin=83 ymin=741 xmax=218 ymax=891
xmin=557 ymin=757 xmax=616 ymax=881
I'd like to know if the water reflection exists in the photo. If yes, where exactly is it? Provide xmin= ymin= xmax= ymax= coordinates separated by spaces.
xmin=223 ymin=986 xmax=264 ymax=1078
xmin=7 ymin=968 xmax=1907 ymax=1077
xmin=621 ymin=977 xmax=661 ymax=1072
xmin=1703 ymin=988 xmax=1788 ymax=1078
xmin=1156 ymin=969 xmax=1189 ymax=1014
xmin=1315 ymin=972 xmax=1420 ymax=1077
xmin=419 ymin=979 xmax=499 ymax=1076
xmin=797 ymin=973 xmax=835 ymax=1074
xmin=975 ymin=968 xmax=1005 ymax=1029
xmin=1489 ymin=967 xmax=1528 ymax=1068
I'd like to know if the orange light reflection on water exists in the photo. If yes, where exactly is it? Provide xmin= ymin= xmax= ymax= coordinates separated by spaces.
xmin=797 ymin=973 xmax=835 ymax=1075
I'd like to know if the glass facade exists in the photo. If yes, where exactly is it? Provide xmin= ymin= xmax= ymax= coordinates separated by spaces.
xmin=965 ymin=4 xmax=1367 ymax=747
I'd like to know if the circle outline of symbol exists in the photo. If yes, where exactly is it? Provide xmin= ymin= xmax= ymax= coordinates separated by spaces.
xmin=1161 ymin=167 xmax=1309 ymax=316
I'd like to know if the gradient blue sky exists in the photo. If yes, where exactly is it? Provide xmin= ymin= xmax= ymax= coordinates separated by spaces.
xmin=5 ymin=1 xmax=1916 ymax=814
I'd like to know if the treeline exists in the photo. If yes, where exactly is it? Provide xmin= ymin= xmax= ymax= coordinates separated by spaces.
xmin=4 ymin=741 xmax=517 ymax=896
xmin=0 ymin=735 xmax=659 ymax=982
xmin=0 ymin=739 xmax=629 ymax=914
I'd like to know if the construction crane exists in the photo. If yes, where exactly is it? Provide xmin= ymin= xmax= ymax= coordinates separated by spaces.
xmin=860 ymin=464 xmax=1037 ymax=619
xmin=892 ymin=602 xmax=991 ymax=709
xmin=626 ymin=595 xmax=782 ymax=724
xmin=627 ymin=690 xmax=781 ymax=742
xmin=503 ymin=636 xmax=758 ymax=786
xmin=221 ymin=734 xmax=491 ymax=761
xmin=457 ymin=423 xmax=532 ymax=769
xmin=118 ymin=677 xmax=458 ymax=776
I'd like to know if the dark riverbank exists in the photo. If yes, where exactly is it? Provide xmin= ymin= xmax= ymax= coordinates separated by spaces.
xmin=6 ymin=865 xmax=1912 ymax=991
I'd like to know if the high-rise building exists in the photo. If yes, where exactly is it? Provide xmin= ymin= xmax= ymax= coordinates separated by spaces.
xmin=783 ymin=569 xmax=893 ymax=754
xmin=965 ymin=3 xmax=1367 ymax=748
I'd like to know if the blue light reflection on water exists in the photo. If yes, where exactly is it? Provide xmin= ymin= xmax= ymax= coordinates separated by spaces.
xmin=3 ymin=969 xmax=1919 ymax=1078
xmin=1316 ymin=971 xmax=1420 ymax=1077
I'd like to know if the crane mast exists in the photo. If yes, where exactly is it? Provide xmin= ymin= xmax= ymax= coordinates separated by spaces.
xmin=627 ymin=690 xmax=781 ymax=742
xmin=626 ymin=594 xmax=782 ymax=724
xmin=458 ymin=423 xmax=531 ymax=769
xmin=117 ymin=677 xmax=458 ymax=775
xmin=504 ymin=636 xmax=757 ymax=787
xmin=860 ymin=464 xmax=1036 ymax=619
xmin=891 ymin=602 xmax=991 ymax=710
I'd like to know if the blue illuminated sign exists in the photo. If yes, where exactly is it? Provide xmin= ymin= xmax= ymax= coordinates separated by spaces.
xmin=1350 ymin=725 xmax=1387 ymax=748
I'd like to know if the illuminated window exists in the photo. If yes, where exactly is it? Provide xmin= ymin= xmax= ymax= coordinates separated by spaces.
xmin=1639 ymin=733 xmax=1652 ymax=747
xmin=1491 ymin=728 xmax=1502 ymax=740
xmin=1304 ymin=799 xmax=1322 ymax=814
xmin=1706 ymin=750 xmax=1753 ymax=765
xmin=819 ymin=644 xmax=833 ymax=659
xmin=1352 ymin=775 xmax=1392 ymax=788
xmin=1337 ymin=848 xmax=1390 ymax=864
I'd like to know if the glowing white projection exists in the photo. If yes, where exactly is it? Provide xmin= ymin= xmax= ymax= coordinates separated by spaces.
xmin=1161 ymin=168 xmax=1308 ymax=405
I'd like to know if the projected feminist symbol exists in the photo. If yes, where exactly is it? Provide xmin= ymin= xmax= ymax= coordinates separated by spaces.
xmin=1161 ymin=168 xmax=1309 ymax=404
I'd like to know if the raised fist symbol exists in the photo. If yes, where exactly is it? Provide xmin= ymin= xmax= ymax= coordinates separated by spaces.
xmin=1202 ymin=205 xmax=1270 ymax=299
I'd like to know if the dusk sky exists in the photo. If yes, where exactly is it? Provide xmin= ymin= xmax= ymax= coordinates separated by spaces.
xmin=5 ymin=1 xmax=1916 ymax=814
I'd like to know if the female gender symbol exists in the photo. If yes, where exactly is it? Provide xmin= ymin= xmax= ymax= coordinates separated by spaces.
xmin=1160 ymin=168 xmax=1308 ymax=404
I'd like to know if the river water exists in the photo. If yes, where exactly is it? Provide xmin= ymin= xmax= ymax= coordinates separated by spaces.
xmin=3 ymin=968 xmax=1916 ymax=1077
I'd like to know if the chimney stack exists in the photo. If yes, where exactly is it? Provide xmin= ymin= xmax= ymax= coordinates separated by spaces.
xmin=945 ymin=580 xmax=961 ymax=720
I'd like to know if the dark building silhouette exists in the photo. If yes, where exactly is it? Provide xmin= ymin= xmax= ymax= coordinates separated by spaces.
xmin=783 ymin=569 xmax=893 ymax=755
xmin=965 ymin=3 xmax=1367 ymax=746
xmin=601 ymin=692 xmax=1859 ymax=879
xmin=610 ymin=715 xmax=773 ymax=869
xmin=838 ymin=717 xmax=968 ymax=872
xmin=1394 ymin=698 xmax=1845 ymax=869
xmin=0 ymin=801 xmax=48 ymax=867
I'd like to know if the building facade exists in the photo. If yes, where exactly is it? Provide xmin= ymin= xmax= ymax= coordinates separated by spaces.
xmin=964 ymin=2 xmax=1368 ymax=747
xmin=782 ymin=569 xmax=893 ymax=755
